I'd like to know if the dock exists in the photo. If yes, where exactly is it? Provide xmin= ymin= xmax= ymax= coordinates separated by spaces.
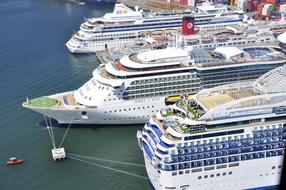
xmin=117 ymin=0 xmax=190 ymax=11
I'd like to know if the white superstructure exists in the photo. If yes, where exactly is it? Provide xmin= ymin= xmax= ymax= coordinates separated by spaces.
xmin=23 ymin=44 xmax=286 ymax=124
xmin=66 ymin=3 xmax=245 ymax=53
xmin=138 ymin=66 xmax=286 ymax=190
xmin=98 ymin=18 xmax=286 ymax=64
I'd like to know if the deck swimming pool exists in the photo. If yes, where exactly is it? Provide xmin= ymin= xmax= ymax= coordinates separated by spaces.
xmin=244 ymin=47 xmax=277 ymax=60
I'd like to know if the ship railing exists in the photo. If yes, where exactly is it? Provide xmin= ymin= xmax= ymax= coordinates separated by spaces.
xmin=197 ymin=58 xmax=284 ymax=68
xmin=207 ymin=119 xmax=286 ymax=134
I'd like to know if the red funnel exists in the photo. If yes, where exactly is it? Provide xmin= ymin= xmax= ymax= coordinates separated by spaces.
xmin=182 ymin=16 xmax=195 ymax=35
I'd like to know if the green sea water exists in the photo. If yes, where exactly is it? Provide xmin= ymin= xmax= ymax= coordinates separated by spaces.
xmin=0 ymin=0 xmax=151 ymax=189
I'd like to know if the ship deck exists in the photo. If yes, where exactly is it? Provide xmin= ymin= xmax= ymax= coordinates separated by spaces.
xmin=198 ymin=91 xmax=254 ymax=110
xmin=96 ymin=36 xmax=170 ymax=64
xmin=158 ymin=114 xmax=286 ymax=137
xmin=23 ymin=97 xmax=59 ymax=109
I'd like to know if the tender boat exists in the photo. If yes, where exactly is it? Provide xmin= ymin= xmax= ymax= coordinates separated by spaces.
xmin=6 ymin=157 xmax=24 ymax=165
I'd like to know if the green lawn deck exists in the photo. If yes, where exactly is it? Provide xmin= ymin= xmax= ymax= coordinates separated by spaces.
xmin=23 ymin=97 xmax=58 ymax=109
xmin=177 ymin=102 xmax=199 ymax=120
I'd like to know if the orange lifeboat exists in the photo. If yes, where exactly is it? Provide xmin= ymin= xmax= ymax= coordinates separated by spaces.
xmin=6 ymin=157 xmax=24 ymax=165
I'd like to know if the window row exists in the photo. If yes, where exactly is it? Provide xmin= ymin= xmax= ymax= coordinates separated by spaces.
xmin=161 ymin=150 xmax=284 ymax=171
xmin=123 ymin=87 xmax=200 ymax=100
xmin=127 ymin=80 xmax=200 ymax=92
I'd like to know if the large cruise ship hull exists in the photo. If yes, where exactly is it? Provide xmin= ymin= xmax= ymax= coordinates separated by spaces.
xmin=68 ymin=19 xmax=243 ymax=53
xmin=143 ymin=153 xmax=282 ymax=190
xmin=26 ymin=92 xmax=167 ymax=124
xmin=138 ymin=66 xmax=286 ymax=189
xmin=139 ymin=120 xmax=286 ymax=190
xmin=65 ymin=44 xmax=94 ymax=54
xmin=66 ymin=37 xmax=139 ymax=53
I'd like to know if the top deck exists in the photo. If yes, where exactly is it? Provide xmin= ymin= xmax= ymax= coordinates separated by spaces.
xmin=23 ymin=97 xmax=59 ymax=109
xmin=198 ymin=91 xmax=254 ymax=110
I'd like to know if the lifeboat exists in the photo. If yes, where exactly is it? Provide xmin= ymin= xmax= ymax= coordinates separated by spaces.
xmin=187 ymin=93 xmax=195 ymax=99
xmin=166 ymin=95 xmax=181 ymax=102
xmin=6 ymin=157 xmax=24 ymax=165
xmin=165 ymin=95 xmax=182 ymax=105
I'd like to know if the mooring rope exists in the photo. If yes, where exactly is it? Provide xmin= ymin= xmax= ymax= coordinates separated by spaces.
xmin=44 ymin=115 xmax=56 ymax=149
xmin=67 ymin=152 xmax=145 ymax=167
xmin=67 ymin=155 xmax=148 ymax=180
xmin=58 ymin=118 xmax=73 ymax=148
xmin=48 ymin=116 xmax=56 ymax=148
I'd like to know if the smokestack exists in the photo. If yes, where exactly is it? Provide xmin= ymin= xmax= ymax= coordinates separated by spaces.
xmin=182 ymin=16 xmax=196 ymax=35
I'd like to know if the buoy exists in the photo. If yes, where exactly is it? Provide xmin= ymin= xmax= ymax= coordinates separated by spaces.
xmin=43 ymin=114 xmax=71 ymax=161
xmin=52 ymin=148 xmax=66 ymax=161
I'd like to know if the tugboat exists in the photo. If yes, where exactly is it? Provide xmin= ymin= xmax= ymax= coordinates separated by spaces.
xmin=6 ymin=157 xmax=24 ymax=165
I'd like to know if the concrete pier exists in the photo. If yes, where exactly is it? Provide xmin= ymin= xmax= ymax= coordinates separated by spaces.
xmin=118 ymin=0 xmax=190 ymax=11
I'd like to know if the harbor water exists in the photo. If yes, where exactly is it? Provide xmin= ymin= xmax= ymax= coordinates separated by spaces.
xmin=0 ymin=0 xmax=151 ymax=189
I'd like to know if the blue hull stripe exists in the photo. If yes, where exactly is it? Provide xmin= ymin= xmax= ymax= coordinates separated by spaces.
xmin=96 ymin=19 xmax=243 ymax=33
xmin=245 ymin=185 xmax=278 ymax=190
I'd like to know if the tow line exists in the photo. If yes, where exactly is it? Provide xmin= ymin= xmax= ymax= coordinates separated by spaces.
xmin=67 ymin=154 xmax=148 ymax=180
xmin=42 ymin=116 xmax=147 ymax=180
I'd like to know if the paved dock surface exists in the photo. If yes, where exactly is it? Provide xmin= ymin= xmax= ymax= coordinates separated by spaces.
xmin=118 ymin=0 xmax=190 ymax=11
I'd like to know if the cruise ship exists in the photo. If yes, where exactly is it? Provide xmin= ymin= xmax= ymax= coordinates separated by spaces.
xmin=137 ymin=66 xmax=286 ymax=190
xmin=182 ymin=19 xmax=286 ymax=48
xmin=66 ymin=3 xmax=245 ymax=53
xmin=97 ymin=19 xmax=286 ymax=64
xmin=23 ymin=44 xmax=286 ymax=124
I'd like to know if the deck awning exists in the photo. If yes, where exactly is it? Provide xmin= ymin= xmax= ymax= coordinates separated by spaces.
xmin=214 ymin=47 xmax=244 ymax=60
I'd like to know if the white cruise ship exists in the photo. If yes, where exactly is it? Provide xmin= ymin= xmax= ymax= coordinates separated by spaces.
xmin=66 ymin=3 xmax=245 ymax=53
xmin=98 ymin=20 xmax=286 ymax=64
xmin=23 ymin=45 xmax=286 ymax=124
xmin=137 ymin=66 xmax=286 ymax=190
